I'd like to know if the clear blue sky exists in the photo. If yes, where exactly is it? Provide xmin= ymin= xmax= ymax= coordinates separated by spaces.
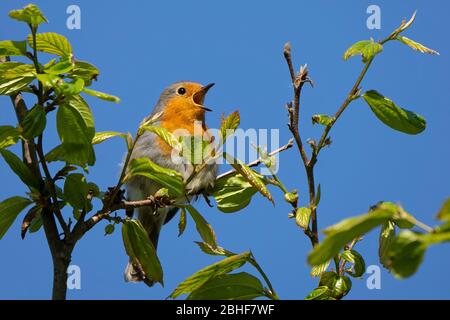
xmin=0 ymin=0 xmax=449 ymax=299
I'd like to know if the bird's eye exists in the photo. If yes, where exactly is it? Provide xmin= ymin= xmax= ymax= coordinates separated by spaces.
xmin=177 ymin=87 xmax=186 ymax=95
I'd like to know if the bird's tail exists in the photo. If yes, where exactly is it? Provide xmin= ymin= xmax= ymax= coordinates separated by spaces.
xmin=124 ymin=206 xmax=166 ymax=287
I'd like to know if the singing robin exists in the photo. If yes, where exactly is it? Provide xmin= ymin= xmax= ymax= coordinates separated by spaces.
xmin=124 ymin=81 xmax=217 ymax=286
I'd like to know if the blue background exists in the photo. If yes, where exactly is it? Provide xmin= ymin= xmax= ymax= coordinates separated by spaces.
xmin=0 ymin=0 xmax=449 ymax=299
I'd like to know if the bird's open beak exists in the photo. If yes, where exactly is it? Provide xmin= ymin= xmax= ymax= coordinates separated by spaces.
xmin=193 ymin=83 xmax=215 ymax=111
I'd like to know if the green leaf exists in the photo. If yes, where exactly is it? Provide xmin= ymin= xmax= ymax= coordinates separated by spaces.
xmin=46 ymin=143 xmax=95 ymax=168
xmin=387 ymin=230 xmax=450 ymax=279
xmin=63 ymin=173 xmax=88 ymax=210
xmin=122 ymin=219 xmax=164 ymax=285
xmin=397 ymin=36 xmax=439 ymax=55
xmin=212 ymin=173 xmax=259 ymax=213
xmin=310 ymin=260 xmax=331 ymax=278
xmin=104 ymin=224 xmax=115 ymax=236
xmin=180 ymin=135 xmax=214 ymax=165
xmin=319 ymin=272 xmax=352 ymax=299
xmin=0 ymin=40 xmax=27 ymax=57
xmin=195 ymin=242 xmax=234 ymax=256
xmin=28 ymin=210 xmax=43 ymax=233
xmin=125 ymin=157 xmax=184 ymax=196
xmin=295 ymin=207 xmax=311 ymax=229
xmin=224 ymin=153 xmax=273 ymax=204
xmin=186 ymin=205 xmax=218 ymax=248
xmin=0 ymin=126 xmax=20 ymax=149
xmin=8 ymin=4 xmax=48 ymax=26
xmin=312 ymin=114 xmax=333 ymax=126
xmin=379 ymin=221 xmax=396 ymax=269
xmin=0 ymin=196 xmax=32 ymax=240
xmin=344 ymin=40 xmax=383 ymax=62
xmin=67 ymin=95 xmax=95 ymax=141
xmin=220 ymin=111 xmax=240 ymax=141
xmin=308 ymin=207 xmax=394 ymax=265
xmin=305 ymin=286 xmax=332 ymax=300
xmin=21 ymin=205 xmax=41 ymax=239
xmin=340 ymin=249 xmax=366 ymax=278
xmin=141 ymin=125 xmax=181 ymax=150
xmin=28 ymin=32 xmax=72 ymax=57
xmin=82 ymin=88 xmax=120 ymax=103
xmin=178 ymin=208 xmax=187 ymax=237
xmin=437 ymin=198 xmax=450 ymax=222
xmin=187 ymin=272 xmax=266 ymax=300
xmin=92 ymin=131 xmax=127 ymax=145
xmin=363 ymin=90 xmax=426 ymax=135
xmin=0 ymin=62 xmax=35 ymax=95
xmin=0 ymin=149 xmax=40 ymax=190
xmin=22 ymin=104 xmax=46 ymax=139
xmin=44 ymin=56 xmax=75 ymax=75
xmin=69 ymin=61 xmax=99 ymax=81
xmin=169 ymin=252 xmax=251 ymax=299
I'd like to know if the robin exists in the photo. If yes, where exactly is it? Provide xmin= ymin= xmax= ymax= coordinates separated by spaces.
xmin=124 ymin=81 xmax=218 ymax=286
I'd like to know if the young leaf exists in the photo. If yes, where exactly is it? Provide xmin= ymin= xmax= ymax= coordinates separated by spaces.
xmin=340 ymin=249 xmax=366 ymax=278
xmin=28 ymin=32 xmax=72 ymax=57
xmin=308 ymin=208 xmax=394 ymax=265
xmin=104 ymin=224 xmax=115 ymax=236
xmin=0 ymin=62 xmax=35 ymax=95
xmin=195 ymin=242 xmax=234 ymax=256
xmin=187 ymin=272 xmax=266 ymax=300
xmin=363 ymin=90 xmax=426 ymax=135
xmin=220 ymin=111 xmax=240 ymax=141
xmin=436 ymin=198 xmax=450 ymax=222
xmin=122 ymin=219 xmax=163 ymax=285
xmin=212 ymin=173 xmax=259 ymax=213
xmin=178 ymin=207 xmax=187 ymax=237
xmin=125 ymin=157 xmax=184 ymax=196
xmin=0 ymin=40 xmax=27 ymax=57
xmin=295 ymin=207 xmax=311 ymax=230
xmin=310 ymin=260 xmax=331 ymax=278
xmin=0 ymin=196 xmax=32 ymax=240
xmin=379 ymin=220 xmax=396 ymax=268
xmin=92 ymin=131 xmax=128 ymax=145
xmin=22 ymin=104 xmax=46 ymax=139
xmin=397 ymin=36 xmax=439 ymax=55
xmin=44 ymin=56 xmax=75 ymax=75
xmin=0 ymin=126 xmax=20 ymax=149
xmin=0 ymin=149 xmax=41 ymax=190
xmin=223 ymin=153 xmax=273 ymax=204
xmin=63 ymin=173 xmax=88 ymax=210
xmin=67 ymin=95 xmax=95 ymax=141
xmin=82 ymin=88 xmax=120 ymax=103
xmin=169 ymin=252 xmax=251 ymax=298
xmin=141 ymin=125 xmax=181 ymax=150
xmin=8 ymin=4 xmax=48 ymax=27
xmin=344 ymin=40 xmax=383 ymax=62
xmin=186 ymin=206 xmax=218 ymax=248
xmin=312 ymin=114 xmax=333 ymax=126
xmin=70 ymin=61 xmax=99 ymax=81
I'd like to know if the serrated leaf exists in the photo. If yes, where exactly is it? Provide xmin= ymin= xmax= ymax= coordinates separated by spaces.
xmin=220 ymin=111 xmax=240 ymax=141
xmin=125 ymin=157 xmax=184 ymax=196
xmin=8 ymin=4 xmax=47 ymax=26
xmin=169 ymin=252 xmax=251 ymax=298
xmin=344 ymin=40 xmax=383 ymax=62
xmin=0 ymin=196 xmax=32 ymax=240
xmin=224 ymin=152 xmax=273 ymax=204
xmin=82 ymin=88 xmax=120 ymax=103
xmin=296 ymin=207 xmax=311 ymax=229
xmin=28 ymin=32 xmax=72 ymax=57
xmin=397 ymin=36 xmax=439 ymax=55
xmin=363 ymin=90 xmax=426 ymax=135
xmin=92 ymin=131 xmax=127 ymax=145
xmin=187 ymin=272 xmax=266 ymax=300
xmin=0 ymin=40 xmax=27 ymax=57
xmin=122 ymin=219 xmax=163 ymax=285
xmin=0 ymin=126 xmax=20 ymax=149
xmin=186 ymin=205 xmax=218 ymax=248
xmin=0 ymin=149 xmax=40 ymax=190
xmin=22 ymin=104 xmax=46 ymax=139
